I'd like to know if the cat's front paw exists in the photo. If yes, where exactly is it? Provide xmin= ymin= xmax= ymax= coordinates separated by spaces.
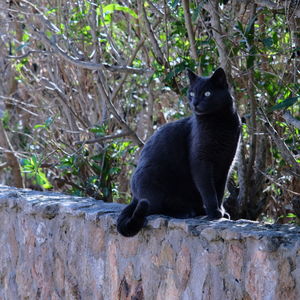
xmin=223 ymin=211 xmax=231 ymax=220
xmin=207 ymin=209 xmax=223 ymax=220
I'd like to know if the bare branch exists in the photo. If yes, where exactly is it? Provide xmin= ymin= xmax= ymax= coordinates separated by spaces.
xmin=0 ymin=162 xmax=8 ymax=170
xmin=263 ymin=116 xmax=300 ymax=176
xmin=6 ymin=50 xmax=48 ymax=60
xmin=256 ymin=167 xmax=300 ymax=196
xmin=182 ymin=0 xmax=198 ymax=67
xmin=0 ymin=96 xmax=38 ymax=108
xmin=75 ymin=131 xmax=131 ymax=145
xmin=31 ymin=28 xmax=152 ymax=74
xmin=0 ymin=123 xmax=24 ymax=188
xmin=39 ymin=76 xmax=88 ymax=129
xmin=203 ymin=1 xmax=229 ymax=71
xmin=282 ymin=111 xmax=300 ymax=129
xmin=102 ymin=63 xmax=153 ymax=75
xmin=140 ymin=1 xmax=166 ymax=66
xmin=255 ymin=0 xmax=284 ymax=10
xmin=246 ymin=4 xmax=258 ymax=186
xmin=94 ymin=71 xmax=144 ymax=147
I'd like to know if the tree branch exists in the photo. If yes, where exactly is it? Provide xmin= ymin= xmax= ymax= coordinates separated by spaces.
xmin=263 ymin=117 xmax=300 ymax=176
xmin=282 ymin=111 xmax=300 ymax=129
xmin=94 ymin=72 xmax=144 ymax=147
xmin=75 ymin=131 xmax=131 ymax=145
xmin=255 ymin=167 xmax=300 ymax=196
xmin=28 ymin=25 xmax=152 ymax=75
xmin=255 ymin=0 xmax=284 ymax=10
xmin=6 ymin=50 xmax=48 ymax=60
xmin=0 ymin=122 xmax=24 ymax=188
xmin=182 ymin=0 xmax=198 ymax=66
xmin=140 ymin=1 xmax=166 ymax=67
xmin=203 ymin=1 xmax=230 ymax=72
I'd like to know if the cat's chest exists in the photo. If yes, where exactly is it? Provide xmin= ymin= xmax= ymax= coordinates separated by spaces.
xmin=190 ymin=121 xmax=238 ymax=157
xmin=194 ymin=122 xmax=232 ymax=141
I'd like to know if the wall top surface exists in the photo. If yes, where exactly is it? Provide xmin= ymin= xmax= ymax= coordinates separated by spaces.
xmin=1 ymin=184 xmax=299 ymax=245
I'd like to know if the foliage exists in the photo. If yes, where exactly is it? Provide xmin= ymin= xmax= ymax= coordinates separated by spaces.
xmin=0 ymin=0 xmax=299 ymax=220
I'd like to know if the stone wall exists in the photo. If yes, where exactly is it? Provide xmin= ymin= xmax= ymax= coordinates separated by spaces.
xmin=0 ymin=185 xmax=299 ymax=300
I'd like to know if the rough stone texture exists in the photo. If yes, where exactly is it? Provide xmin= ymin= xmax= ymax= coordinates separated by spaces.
xmin=0 ymin=185 xmax=300 ymax=300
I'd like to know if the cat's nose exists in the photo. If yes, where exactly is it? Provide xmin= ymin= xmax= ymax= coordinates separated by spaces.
xmin=194 ymin=103 xmax=205 ymax=114
xmin=195 ymin=103 xmax=203 ymax=111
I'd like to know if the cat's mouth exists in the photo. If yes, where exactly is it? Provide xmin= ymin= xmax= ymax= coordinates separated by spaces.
xmin=193 ymin=108 xmax=207 ymax=116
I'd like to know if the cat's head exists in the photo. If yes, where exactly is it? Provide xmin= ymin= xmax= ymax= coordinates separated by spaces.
xmin=187 ymin=68 xmax=232 ymax=116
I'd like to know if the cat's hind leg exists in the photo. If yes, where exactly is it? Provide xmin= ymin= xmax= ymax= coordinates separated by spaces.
xmin=117 ymin=198 xmax=149 ymax=237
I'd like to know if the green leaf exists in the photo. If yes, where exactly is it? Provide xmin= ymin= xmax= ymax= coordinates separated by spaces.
xmin=34 ymin=124 xmax=47 ymax=129
xmin=20 ymin=158 xmax=31 ymax=167
xmin=245 ymin=16 xmax=256 ymax=36
xmin=270 ymin=96 xmax=300 ymax=111
xmin=46 ymin=8 xmax=57 ymax=15
xmin=286 ymin=213 xmax=297 ymax=218
xmin=31 ymin=155 xmax=38 ymax=167
xmin=22 ymin=33 xmax=30 ymax=42
xmin=1 ymin=110 xmax=10 ymax=129
xmin=100 ymin=3 xmax=137 ymax=25
xmin=235 ymin=21 xmax=244 ymax=33
xmin=165 ymin=61 xmax=190 ymax=82
xmin=246 ymin=53 xmax=256 ymax=69
xmin=262 ymin=37 xmax=273 ymax=49
xmin=272 ymin=32 xmax=278 ymax=45
xmin=192 ymin=4 xmax=203 ymax=22
xmin=90 ymin=126 xmax=106 ymax=135
xmin=170 ymin=0 xmax=180 ymax=9
xmin=36 ymin=170 xmax=52 ymax=189
xmin=34 ymin=117 xmax=54 ymax=130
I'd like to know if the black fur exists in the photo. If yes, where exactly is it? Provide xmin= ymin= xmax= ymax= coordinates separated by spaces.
xmin=117 ymin=68 xmax=241 ymax=237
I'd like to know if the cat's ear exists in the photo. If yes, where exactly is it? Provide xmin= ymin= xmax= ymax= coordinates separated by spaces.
xmin=187 ymin=69 xmax=198 ymax=85
xmin=211 ymin=68 xmax=228 ymax=88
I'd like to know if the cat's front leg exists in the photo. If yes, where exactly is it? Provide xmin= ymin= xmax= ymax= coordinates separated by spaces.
xmin=191 ymin=160 xmax=223 ymax=219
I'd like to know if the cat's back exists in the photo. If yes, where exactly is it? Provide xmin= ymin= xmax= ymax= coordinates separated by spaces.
xmin=137 ymin=116 xmax=192 ymax=166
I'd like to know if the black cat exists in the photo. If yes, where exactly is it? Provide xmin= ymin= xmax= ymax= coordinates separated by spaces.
xmin=117 ymin=68 xmax=241 ymax=237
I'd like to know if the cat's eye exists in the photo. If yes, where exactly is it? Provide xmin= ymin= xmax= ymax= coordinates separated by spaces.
xmin=204 ymin=91 xmax=211 ymax=97
xmin=190 ymin=92 xmax=195 ymax=97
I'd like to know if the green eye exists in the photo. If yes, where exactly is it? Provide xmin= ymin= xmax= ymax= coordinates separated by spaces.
xmin=204 ymin=91 xmax=211 ymax=97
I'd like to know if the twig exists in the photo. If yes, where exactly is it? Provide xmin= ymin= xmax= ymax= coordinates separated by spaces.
xmin=39 ymin=76 xmax=88 ymax=129
xmin=94 ymin=72 xmax=144 ymax=147
xmin=0 ymin=96 xmax=38 ymax=108
xmin=256 ymin=168 xmax=300 ymax=196
xmin=1 ymin=96 xmax=39 ymax=116
xmin=255 ymin=0 xmax=284 ymax=10
xmin=6 ymin=50 xmax=48 ymax=60
xmin=0 ymin=162 xmax=8 ymax=170
xmin=147 ymin=0 xmax=164 ymax=17
xmin=75 ymin=131 xmax=130 ymax=145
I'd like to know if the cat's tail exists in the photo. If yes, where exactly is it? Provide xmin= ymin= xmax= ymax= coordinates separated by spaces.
xmin=117 ymin=198 xmax=149 ymax=237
